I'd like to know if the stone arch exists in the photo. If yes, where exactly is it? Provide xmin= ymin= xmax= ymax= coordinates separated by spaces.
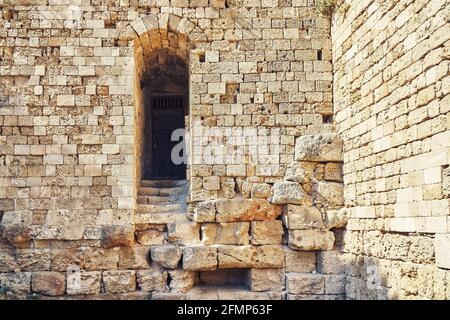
xmin=117 ymin=13 xmax=206 ymax=183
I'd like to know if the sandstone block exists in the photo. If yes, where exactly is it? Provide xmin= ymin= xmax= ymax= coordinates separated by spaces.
xmin=246 ymin=268 xmax=285 ymax=292
xmin=135 ymin=228 xmax=165 ymax=245
xmin=316 ymin=250 xmax=346 ymax=274
xmin=323 ymin=208 xmax=347 ymax=229
xmin=324 ymin=163 xmax=343 ymax=181
xmin=201 ymin=222 xmax=249 ymax=245
xmin=325 ymin=275 xmax=346 ymax=294
xmin=183 ymin=246 xmax=218 ymax=271
xmin=288 ymin=230 xmax=335 ymax=250
xmin=167 ymin=222 xmax=200 ymax=245
xmin=436 ymin=234 xmax=450 ymax=269
xmin=100 ymin=225 xmax=134 ymax=248
xmin=218 ymin=245 xmax=283 ymax=268
xmin=66 ymin=271 xmax=101 ymax=295
xmin=295 ymin=134 xmax=343 ymax=162
xmin=283 ymin=205 xmax=323 ymax=230
xmin=215 ymin=198 xmax=282 ymax=222
xmin=284 ymin=247 xmax=316 ymax=273
xmin=136 ymin=268 xmax=168 ymax=292
xmin=0 ymin=272 xmax=31 ymax=294
xmin=284 ymin=161 xmax=314 ymax=183
xmin=192 ymin=200 xmax=216 ymax=222
xmin=84 ymin=248 xmax=119 ymax=271
xmin=31 ymin=272 xmax=65 ymax=296
xmin=51 ymin=248 xmax=85 ymax=271
xmin=1 ymin=226 xmax=31 ymax=248
xmin=286 ymin=273 xmax=325 ymax=294
xmin=271 ymin=181 xmax=305 ymax=205
xmin=150 ymin=245 xmax=182 ymax=269
xmin=168 ymin=270 xmax=196 ymax=293
xmin=102 ymin=270 xmax=136 ymax=294
xmin=316 ymin=181 xmax=344 ymax=207
xmin=250 ymin=220 xmax=284 ymax=244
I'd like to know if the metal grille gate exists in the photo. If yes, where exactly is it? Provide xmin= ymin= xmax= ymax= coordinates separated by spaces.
xmin=144 ymin=96 xmax=186 ymax=179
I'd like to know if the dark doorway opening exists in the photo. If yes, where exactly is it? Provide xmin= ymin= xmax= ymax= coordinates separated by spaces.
xmin=144 ymin=95 xmax=186 ymax=180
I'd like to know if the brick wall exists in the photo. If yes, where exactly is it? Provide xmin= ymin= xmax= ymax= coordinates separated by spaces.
xmin=332 ymin=0 xmax=450 ymax=299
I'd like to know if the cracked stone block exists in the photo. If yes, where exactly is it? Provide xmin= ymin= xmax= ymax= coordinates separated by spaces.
xmin=183 ymin=246 xmax=218 ymax=271
xmin=100 ymin=225 xmax=134 ymax=248
xmin=66 ymin=271 xmax=101 ymax=295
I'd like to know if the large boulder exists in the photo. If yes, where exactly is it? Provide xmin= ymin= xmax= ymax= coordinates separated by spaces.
xmin=150 ymin=245 xmax=182 ymax=269
xmin=295 ymin=134 xmax=343 ymax=162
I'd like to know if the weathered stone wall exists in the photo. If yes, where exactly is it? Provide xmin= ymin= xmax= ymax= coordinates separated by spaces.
xmin=0 ymin=0 xmax=346 ymax=299
xmin=332 ymin=0 xmax=450 ymax=299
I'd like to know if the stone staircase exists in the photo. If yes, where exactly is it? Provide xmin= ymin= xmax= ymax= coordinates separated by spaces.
xmin=135 ymin=180 xmax=188 ymax=224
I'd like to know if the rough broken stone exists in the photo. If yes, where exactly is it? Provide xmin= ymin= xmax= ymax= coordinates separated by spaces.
xmin=295 ymin=134 xmax=343 ymax=162
xmin=118 ymin=246 xmax=151 ymax=269
xmin=288 ymin=230 xmax=335 ymax=251
xmin=315 ymin=181 xmax=344 ymax=207
xmin=201 ymin=222 xmax=249 ymax=245
xmin=246 ymin=268 xmax=285 ymax=292
xmin=215 ymin=198 xmax=282 ymax=222
xmin=284 ymin=161 xmax=314 ymax=183
xmin=271 ymin=181 xmax=306 ymax=205
xmin=136 ymin=267 xmax=168 ymax=292
xmin=283 ymin=205 xmax=323 ymax=230
xmin=250 ymin=220 xmax=284 ymax=244
xmin=168 ymin=270 xmax=196 ymax=293
xmin=323 ymin=208 xmax=347 ymax=229
xmin=102 ymin=270 xmax=136 ymax=294
xmin=100 ymin=225 xmax=134 ymax=248
xmin=167 ymin=222 xmax=200 ymax=245
xmin=150 ymin=245 xmax=182 ymax=269
xmin=183 ymin=246 xmax=218 ymax=271
xmin=31 ymin=272 xmax=66 ymax=296
xmin=286 ymin=273 xmax=325 ymax=294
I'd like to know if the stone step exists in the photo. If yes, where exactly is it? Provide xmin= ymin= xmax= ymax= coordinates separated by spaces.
xmin=138 ymin=186 xmax=187 ymax=196
xmin=137 ymin=195 xmax=177 ymax=204
xmin=140 ymin=180 xmax=187 ymax=188
xmin=134 ymin=212 xmax=188 ymax=225
xmin=137 ymin=203 xmax=184 ymax=214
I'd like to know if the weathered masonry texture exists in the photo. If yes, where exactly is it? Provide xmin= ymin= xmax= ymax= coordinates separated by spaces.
xmin=333 ymin=0 xmax=450 ymax=299
xmin=0 ymin=0 xmax=448 ymax=300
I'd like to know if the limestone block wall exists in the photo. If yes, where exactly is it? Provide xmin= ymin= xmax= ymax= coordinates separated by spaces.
xmin=0 ymin=0 xmax=346 ymax=300
xmin=332 ymin=0 xmax=450 ymax=299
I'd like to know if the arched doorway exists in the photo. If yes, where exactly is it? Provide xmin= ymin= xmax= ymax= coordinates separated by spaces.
xmin=140 ymin=54 xmax=188 ymax=180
